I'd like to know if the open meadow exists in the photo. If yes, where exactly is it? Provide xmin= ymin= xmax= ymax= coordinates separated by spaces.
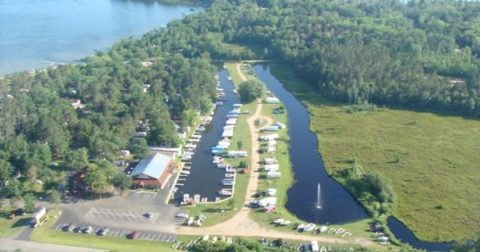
xmin=270 ymin=64 xmax=480 ymax=242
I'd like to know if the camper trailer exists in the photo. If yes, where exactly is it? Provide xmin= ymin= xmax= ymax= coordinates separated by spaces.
xmin=259 ymin=134 xmax=279 ymax=141
xmin=228 ymin=151 xmax=247 ymax=158
xmin=266 ymin=171 xmax=281 ymax=179
xmin=265 ymin=97 xmax=280 ymax=103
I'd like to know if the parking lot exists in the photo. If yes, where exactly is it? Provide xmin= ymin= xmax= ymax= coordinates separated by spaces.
xmin=54 ymin=190 xmax=187 ymax=243
xmin=85 ymin=207 xmax=161 ymax=224
xmin=52 ymin=223 xmax=177 ymax=242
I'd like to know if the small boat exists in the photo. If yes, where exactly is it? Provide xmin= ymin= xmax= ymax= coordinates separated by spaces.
xmin=223 ymin=65 xmax=227 ymax=69
xmin=212 ymin=236 xmax=218 ymax=243
xmin=320 ymin=226 xmax=328 ymax=233
xmin=304 ymin=223 xmax=316 ymax=232
xmin=273 ymin=218 xmax=284 ymax=224
xmin=180 ymin=170 xmax=190 ymax=175
xmin=221 ymin=179 xmax=234 ymax=186
xmin=218 ymin=189 xmax=233 ymax=196
xmin=380 ymin=241 xmax=391 ymax=246
xmin=217 ymin=162 xmax=227 ymax=168
xmin=221 ymin=236 xmax=226 ymax=241
xmin=216 ymin=101 xmax=224 ymax=106
xmin=320 ymin=246 xmax=328 ymax=252
xmin=296 ymin=224 xmax=305 ymax=230
xmin=233 ymin=89 xmax=238 ymax=94
xmin=202 ymin=234 xmax=209 ymax=241
xmin=373 ymin=232 xmax=385 ymax=237
xmin=342 ymin=232 xmax=352 ymax=238
xmin=279 ymin=220 xmax=291 ymax=226
xmin=226 ymin=167 xmax=235 ymax=173
xmin=225 ymin=173 xmax=234 ymax=178
xmin=226 ymin=237 xmax=232 ymax=244
xmin=335 ymin=228 xmax=345 ymax=234
xmin=328 ymin=228 xmax=336 ymax=233
xmin=227 ymin=76 xmax=232 ymax=81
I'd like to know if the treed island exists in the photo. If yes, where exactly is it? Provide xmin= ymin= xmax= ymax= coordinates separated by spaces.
xmin=1 ymin=0 xmax=480 ymax=251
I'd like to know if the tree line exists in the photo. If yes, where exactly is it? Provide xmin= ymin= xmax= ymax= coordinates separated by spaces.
xmin=0 ymin=26 xmax=218 ymax=199
xmin=158 ymin=0 xmax=480 ymax=117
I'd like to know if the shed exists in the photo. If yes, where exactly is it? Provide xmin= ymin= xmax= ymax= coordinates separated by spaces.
xmin=31 ymin=207 xmax=47 ymax=228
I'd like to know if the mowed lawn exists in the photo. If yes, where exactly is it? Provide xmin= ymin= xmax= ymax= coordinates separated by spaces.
xmin=271 ymin=64 xmax=480 ymax=242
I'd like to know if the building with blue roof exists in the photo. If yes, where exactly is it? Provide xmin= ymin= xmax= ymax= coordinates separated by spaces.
xmin=130 ymin=153 xmax=174 ymax=189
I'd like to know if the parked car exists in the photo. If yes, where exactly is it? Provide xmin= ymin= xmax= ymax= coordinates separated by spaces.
xmin=15 ymin=208 xmax=26 ymax=216
xmin=8 ymin=212 xmax=15 ymax=219
xmin=129 ymin=231 xmax=138 ymax=239
xmin=82 ymin=226 xmax=93 ymax=234
xmin=62 ymin=224 xmax=75 ymax=232
xmin=74 ymin=226 xmax=83 ymax=233
xmin=277 ymin=238 xmax=283 ymax=246
xmin=175 ymin=213 xmax=189 ymax=218
xmin=145 ymin=212 xmax=153 ymax=218
xmin=97 ymin=227 xmax=109 ymax=236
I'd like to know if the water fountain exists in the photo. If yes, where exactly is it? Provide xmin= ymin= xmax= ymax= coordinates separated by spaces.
xmin=316 ymin=183 xmax=322 ymax=209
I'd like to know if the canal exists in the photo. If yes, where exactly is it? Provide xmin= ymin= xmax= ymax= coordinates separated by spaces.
xmin=174 ymin=69 xmax=240 ymax=202
xmin=253 ymin=64 xmax=452 ymax=251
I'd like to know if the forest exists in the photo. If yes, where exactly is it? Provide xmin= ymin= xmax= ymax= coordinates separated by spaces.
xmin=0 ymin=29 xmax=217 ymax=198
xmin=164 ymin=0 xmax=480 ymax=116
xmin=2 ymin=0 xmax=480 ymax=211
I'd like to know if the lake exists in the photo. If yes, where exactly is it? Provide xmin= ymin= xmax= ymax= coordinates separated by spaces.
xmin=0 ymin=0 xmax=199 ymax=76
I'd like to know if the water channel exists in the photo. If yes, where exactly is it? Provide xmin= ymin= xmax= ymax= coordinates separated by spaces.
xmin=174 ymin=69 xmax=240 ymax=202
xmin=253 ymin=64 xmax=452 ymax=251
xmin=0 ymin=0 xmax=199 ymax=76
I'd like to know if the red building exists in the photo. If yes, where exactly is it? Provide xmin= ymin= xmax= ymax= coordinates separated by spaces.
xmin=130 ymin=153 xmax=174 ymax=189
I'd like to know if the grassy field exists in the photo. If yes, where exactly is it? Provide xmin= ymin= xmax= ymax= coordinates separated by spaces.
xmin=0 ymin=208 xmax=32 ymax=238
xmin=269 ymin=64 xmax=480 ymax=242
xmin=29 ymin=209 xmax=179 ymax=252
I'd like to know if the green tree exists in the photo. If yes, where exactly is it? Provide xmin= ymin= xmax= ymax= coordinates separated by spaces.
xmin=4 ymin=179 xmax=23 ymax=198
xmin=0 ymin=159 xmax=13 ymax=183
xmin=84 ymin=165 xmax=109 ymax=196
xmin=199 ymin=98 xmax=213 ymax=115
xmin=238 ymin=80 xmax=266 ymax=103
xmin=130 ymin=138 xmax=150 ymax=159
xmin=237 ymin=140 xmax=243 ymax=150
xmin=23 ymin=193 xmax=35 ymax=213
xmin=112 ymin=173 xmax=132 ymax=192
xmin=68 ymin=148 xmax=89 ymax=171
xmin=48 ymin=190 xmax=61 ymax=209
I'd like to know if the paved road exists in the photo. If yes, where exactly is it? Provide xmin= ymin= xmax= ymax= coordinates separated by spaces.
xmin=0 ymin=238 xmax=105 ymax=252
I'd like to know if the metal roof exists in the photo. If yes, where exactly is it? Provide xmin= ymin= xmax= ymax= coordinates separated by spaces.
xmin=131 ymin=153 xmax=172 ymax=179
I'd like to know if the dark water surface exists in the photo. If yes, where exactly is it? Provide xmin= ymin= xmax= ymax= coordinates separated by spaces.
xmin=388 ymin=217 xmax=452 ymax=251
xmin=0 ymin=0 xmax=199 ymax=76
xmin=174 ymin=69 xmax=240 ymax=201
xmin=253 ymin=64 xmax=368 ymax=224
xmin=253 ymin=64 xmax=452 ymax=251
